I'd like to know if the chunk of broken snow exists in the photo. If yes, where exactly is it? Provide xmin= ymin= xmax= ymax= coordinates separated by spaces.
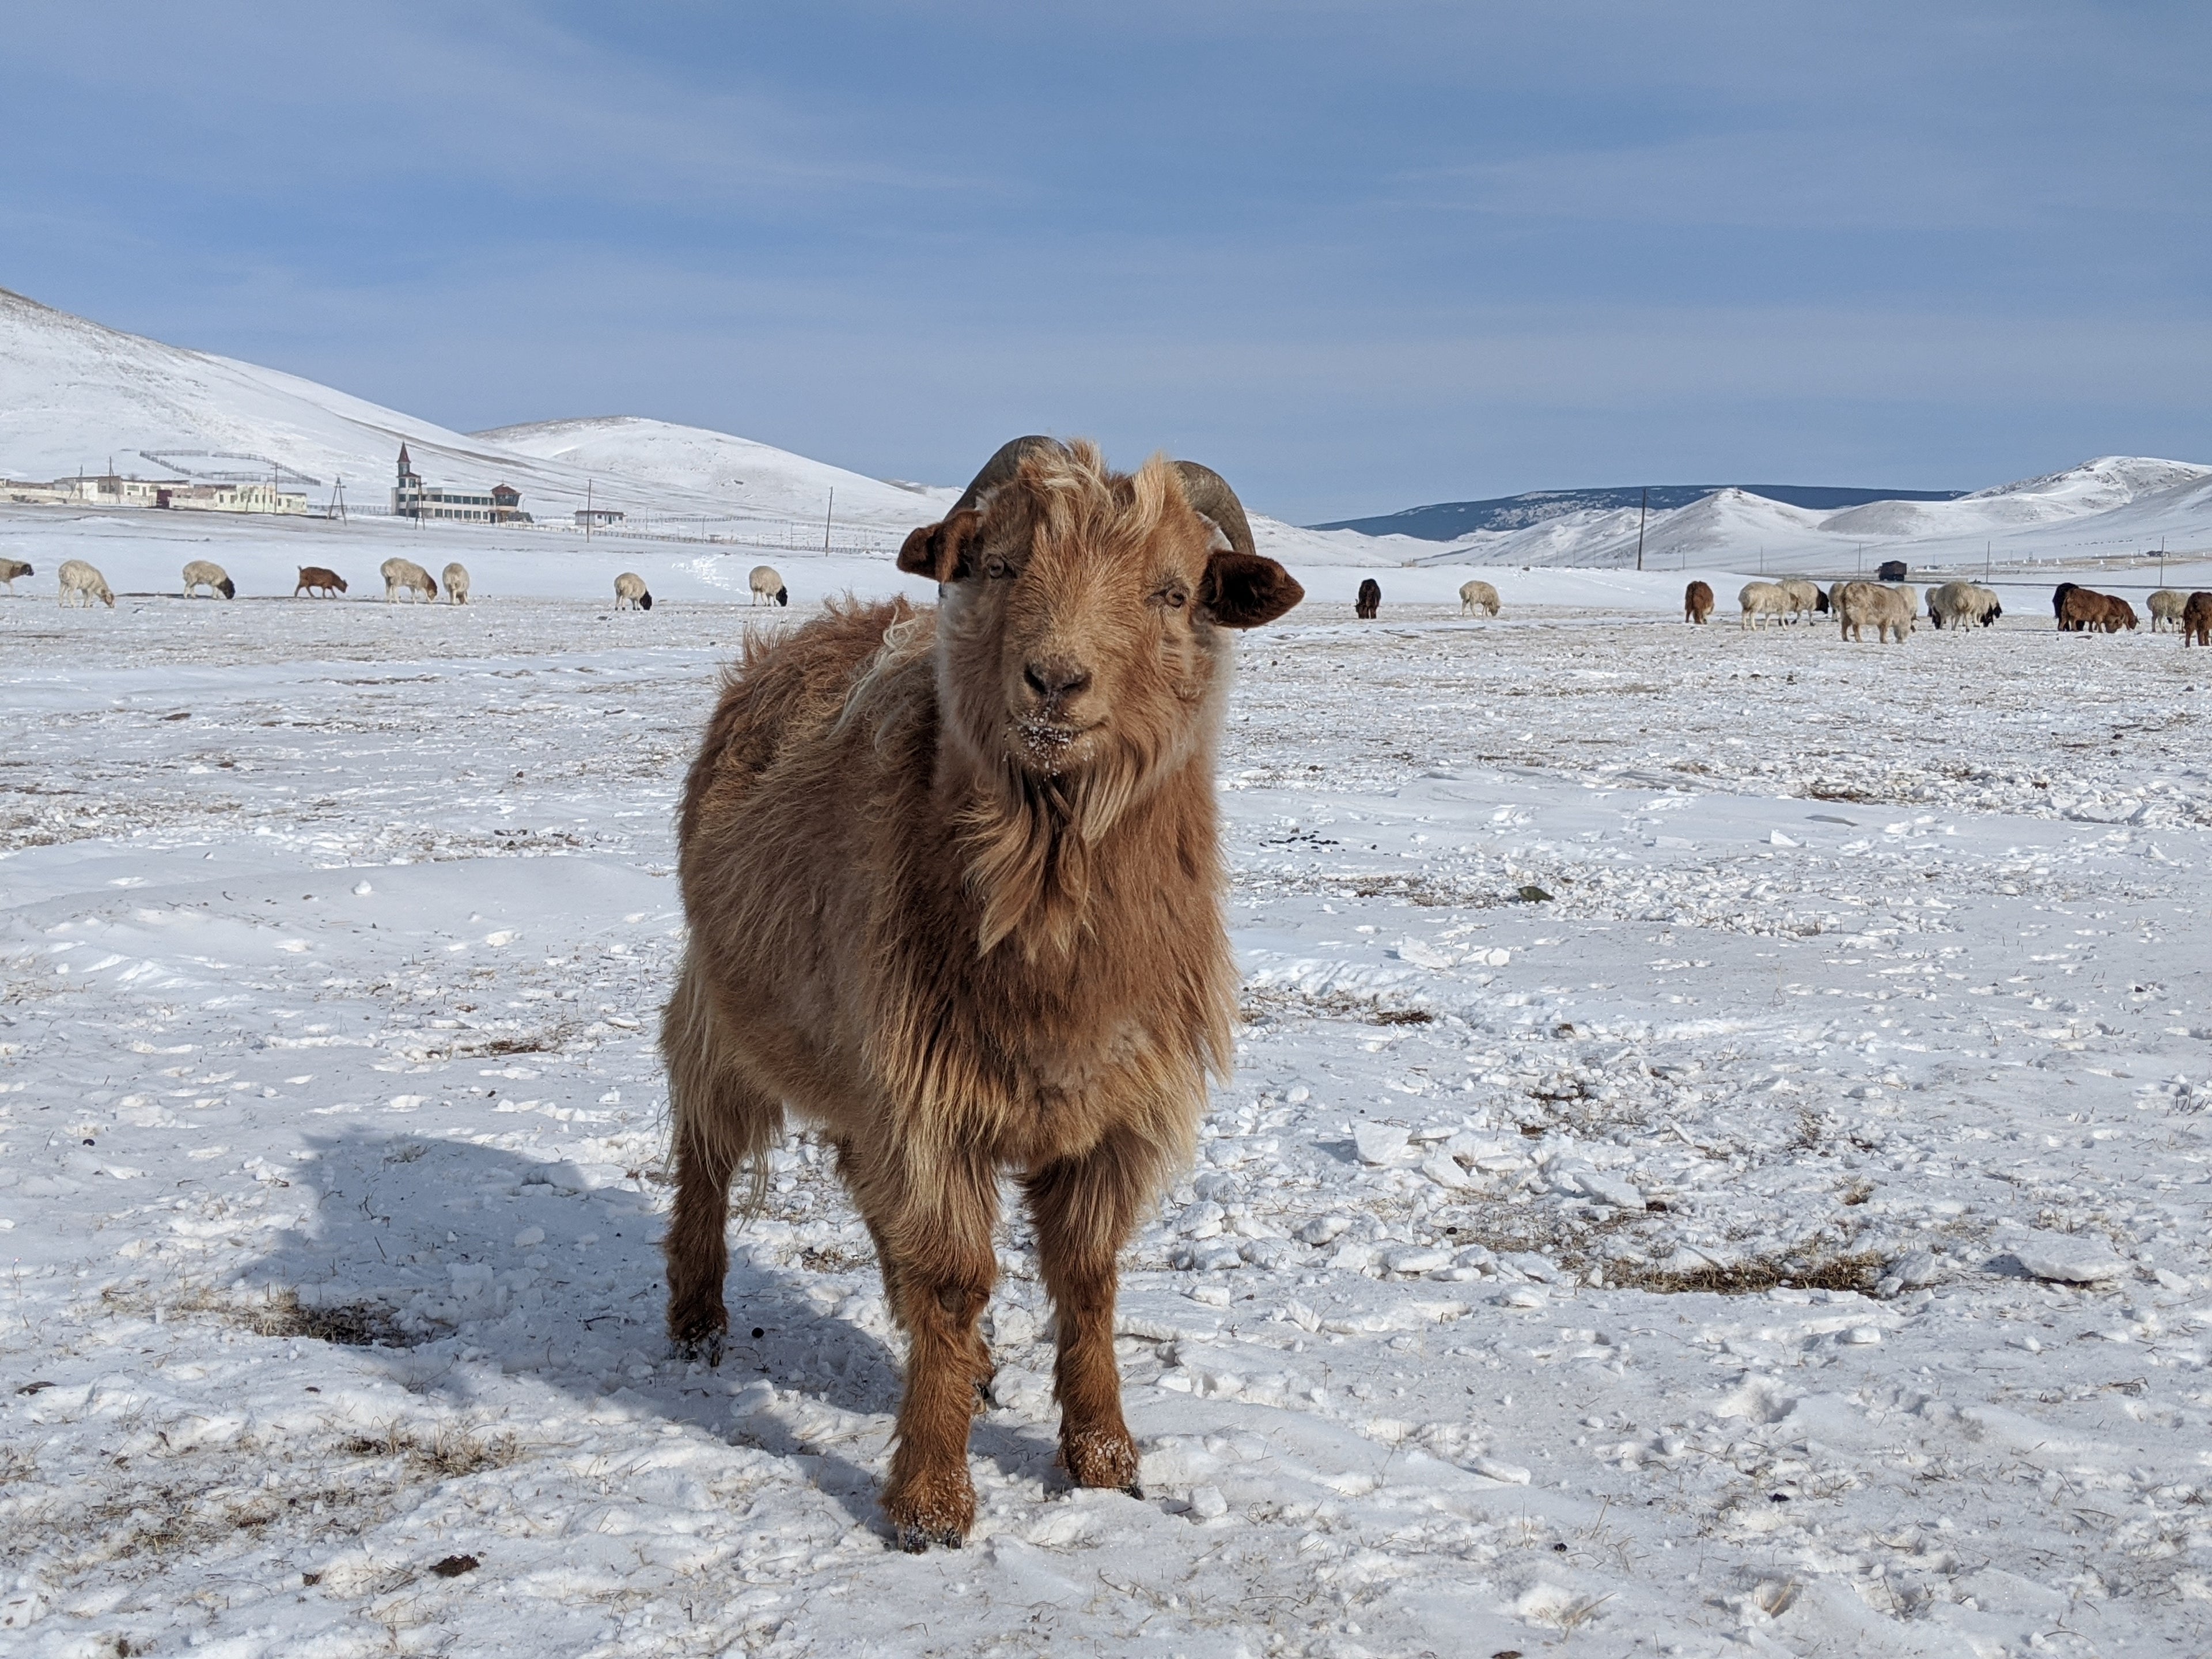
xmin=1471 ymin=1456 xmax=1531 ymax=1484
xmin=1769 ymin=831 xmax=1800 ymax=847
xmin=1419 ymin=1152 xmax=1472 ymax=1190
xmin=1353 ymin=1123 xmax=1411 ymax=1165
xmin=1575 ymin=1172 xmax=1644 ymax=1210
xmin=2013 ymin=1230 xmax=2126 ymax=1284
xmin=1383 ymin=1246 xmax=1451 ymax=1276
xmin=1394 ymin=937 xmax=1456 ymax=969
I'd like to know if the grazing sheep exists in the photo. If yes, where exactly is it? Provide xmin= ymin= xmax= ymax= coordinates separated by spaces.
xmin=2052 ymin=582 xmax=2080 ymax=628
xmin=294 ymin=566 xmax=347 ymax=597
xmin=1683 ymin=579 xmax=1713 ymax=623
xmin=181 ymin=559 xmax=235 ymax=600
xmin=662 ymin=437 xmax=1302 ymax=1550
xmin=1355 ymin=577 xmax=1381 ymax=619
xmin=1814 ymin=585 xmax=1831 ymax=613
xmin=1778 ymin=578 xmax=1822 ymax=624
xmin=1836 ymin=581 xmax=1914 ymax=642
xmin=0 ymin=557 xmax=31 ymax=594
xmin=749 ymin=564 xmax=789 ymax=607
xmin=57 ymin=558 xmax=114 ymax=608
xmin=1738 ymin=581 xmax=1789 ymax=630
xmin=1877 ymin=559 xmax=1908 ymax=582
xmin=614 ymin=572 xmax=653 ymax=611
xmin=2183 ymin=591 xmax=2212 ymax=647
xmin=2147 ymin=589 xmax=2185 ymax=632
xmin=2101 ymin=596 xmax=2139 ymax=632
xmin=442 ymin=563 xmax=471 ymax=604
xmin=2059 ymin=586 xmax=2123 ymax=632
xmin=1459 ymin=579 xmax=1501 ymax=618
xmin=380 ymin=557 xmax=437 ymax=603
xmin=1928 ymin=580 xmax=2002 ymax=630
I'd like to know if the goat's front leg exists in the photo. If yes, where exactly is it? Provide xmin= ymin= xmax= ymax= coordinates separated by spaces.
xmin=1025 ymin=1131 xmax=1157 ymax=1496
xmin=863 ymin=1156 xmax=999 ymax=1550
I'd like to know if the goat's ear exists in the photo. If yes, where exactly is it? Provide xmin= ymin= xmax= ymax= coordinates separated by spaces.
xmin=1200 ymin=551 xmax=1303 ymax=629
xmin=897 ymin=509 xmax=986 ymax=584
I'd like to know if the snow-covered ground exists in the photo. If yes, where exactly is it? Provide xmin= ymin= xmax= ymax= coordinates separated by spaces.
xmin=6 ymin=521 xmax=2212 ymax=1658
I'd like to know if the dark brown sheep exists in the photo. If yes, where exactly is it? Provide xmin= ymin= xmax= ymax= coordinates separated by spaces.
xmin=294 ymin=566 xmax=347 ymax=597
xmin=1355 ymin=577 xmax=1381 ymax=619
xmin=2183 ymin=591 xmax=2212 ymax=647
xmin=2052 ymin=582 xmax=2081 ymax=628
xmin=2059 ymin=586 xmax=2109 ymax=632
xmin=1683 ymin=579 xmax=1713 ymax=623
xmin=661 ymin=438 xmax=1302 ymax=1550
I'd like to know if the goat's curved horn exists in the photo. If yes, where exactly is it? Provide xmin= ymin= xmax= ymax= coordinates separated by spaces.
xmin=1171 ymin=461 xmax=1256 ymax=560
xmin=950 ymin=435 xmax=1066 ymax=516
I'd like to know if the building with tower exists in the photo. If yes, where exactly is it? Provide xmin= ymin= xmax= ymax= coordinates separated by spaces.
xmin=391 ymin=446 xmax=529 ymax=523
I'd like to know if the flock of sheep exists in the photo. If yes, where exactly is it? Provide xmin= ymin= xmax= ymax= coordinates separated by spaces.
xmin=0 ymin=555 xmax=799 ymax=615
xmin=1688 ymin=575 xmax=2209 ymax=645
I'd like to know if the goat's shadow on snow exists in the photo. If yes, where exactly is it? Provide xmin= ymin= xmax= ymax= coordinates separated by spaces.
xmin=246 ymin=1129 xmax=1060 ymax=1543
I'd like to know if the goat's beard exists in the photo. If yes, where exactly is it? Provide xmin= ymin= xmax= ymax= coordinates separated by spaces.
xmin=955 ymin=724 xmax=1168 ymax=963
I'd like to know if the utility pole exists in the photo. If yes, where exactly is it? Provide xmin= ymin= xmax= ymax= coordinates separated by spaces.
xmin=585 ymin=478 xmax=593 ymax=537
xmin=824 ymin=487 xmax=835 ymax=556
xmin=1634 ymin=487 xmax=1647 ymax=571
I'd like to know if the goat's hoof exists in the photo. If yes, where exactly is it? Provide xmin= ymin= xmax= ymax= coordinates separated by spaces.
xmin=895 ymin=1524 xmax=964 ymax=1554
xmin=882 ymin=1470 xmax=975 ymax=1551
xmin=1062 ymin=1425 xmax=1142 ymax=1493
xmin=1120 ymin=1481 xmax=1145 ymax=1501
xmin=671 ymin=1332 xmax=723 ymax=1368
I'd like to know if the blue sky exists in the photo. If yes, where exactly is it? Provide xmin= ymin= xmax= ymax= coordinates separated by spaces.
xmin=3 ymin=1 xmax=2207 ymax=522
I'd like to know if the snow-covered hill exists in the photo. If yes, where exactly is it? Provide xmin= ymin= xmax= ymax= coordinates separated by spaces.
xmin=471 ymin=415 xmax=957 ymax=531
xmin=1403 ymin=458 xmax=2212 ymax=573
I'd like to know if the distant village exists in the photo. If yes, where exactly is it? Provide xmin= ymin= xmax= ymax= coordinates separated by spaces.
xmin=1 ymin=445 xmax=567 ymax=527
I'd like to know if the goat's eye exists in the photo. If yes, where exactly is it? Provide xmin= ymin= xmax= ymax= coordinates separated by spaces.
xmin=1157 ymin=585 xmax=1188 ymax=610
xmin=982 ymin=554 xmax=1011 ymax=579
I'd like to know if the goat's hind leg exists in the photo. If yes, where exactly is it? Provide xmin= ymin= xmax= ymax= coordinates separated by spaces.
xmin=660 ymin=962 xmax=781 ymax=1362
xmin=1025 ymin=1130 xmax=1160 ymax=1497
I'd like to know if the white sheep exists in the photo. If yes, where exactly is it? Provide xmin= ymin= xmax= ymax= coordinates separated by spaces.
xmin=58 ymin=558 xmax=114 ymax=608
xmin=1738 ymin=581 xmax=1789 ymax=630
xmin=2148 ymin=589 xmax=2186 ymax=632
xmin=614 ymin=572 xmax=653 ymax=611
xmin=1459 ymin=579 xmax=1501 ymax=617
xmin=1928 ymin=580 xmax=2002 ymax=630
xmin=1778 ymin=577 xmax=1822 ymax=624
xmin=442 ymin=562 xmax=471 ymax=604
xmin=749 ymin=564 xmax=789 ymax=606
xmin=0 ymin=557 xmax=32 ymax=594
xmin=181 ymin=559 xmax=235 ymax=599
xmin=380 ymin=557 xmax=437 ymax=603
xmin=1836 ymin=580 xmax=1915 ymax=643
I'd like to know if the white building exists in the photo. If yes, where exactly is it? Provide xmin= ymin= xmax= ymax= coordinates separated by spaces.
xmin=391 ymin=446 xmax=528 ymax=523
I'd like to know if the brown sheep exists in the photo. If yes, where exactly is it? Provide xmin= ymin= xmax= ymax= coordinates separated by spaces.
xmin=2101 ymin=595 xmax=2139 ymax=632
xmin=1355 ymin=577 xmax=1381 ymax=619
xmin=2183 ymin=591 xmax=2212 ymax=647
xmin=660 ymin=438 xmax=1302 ymax=1550
xmin=0 ymin=557 xmax=32 ymax=594
xmin=295 ymin=566 xmax=348 ymax=597
xmin=1683 ymin=579 xmax=1713 ymax=623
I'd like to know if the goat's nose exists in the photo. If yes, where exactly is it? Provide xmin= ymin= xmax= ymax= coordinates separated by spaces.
xmin=1023 ymin=656 xmax=1092 ymax=700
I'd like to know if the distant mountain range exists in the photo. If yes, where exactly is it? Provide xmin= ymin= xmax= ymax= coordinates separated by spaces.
xmin=1312 ymin=484 xmax=1968 ymax=541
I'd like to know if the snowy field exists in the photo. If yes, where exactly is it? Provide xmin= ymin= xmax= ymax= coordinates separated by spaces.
xmin=5 ymin=541 xmax=2212 ymax=1658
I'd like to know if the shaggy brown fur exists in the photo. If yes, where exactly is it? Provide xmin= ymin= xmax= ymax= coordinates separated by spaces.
xmin=2059 ymin=585 xmax=2109 ymax=632
xmin=1355 ymin=577 xmax=1380 ymax=619
xmin=1683 ymin=580 xmax=1713 ymax=623
xmin=2184 ymin=592 xmax=2212 ymax=647
xmin=662 ymin=441 xmax=1302 ymax=1550
xmin=295 ymin=566 xmax=347 ymax=597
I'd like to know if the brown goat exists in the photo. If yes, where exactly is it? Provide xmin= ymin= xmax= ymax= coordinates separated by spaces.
xmin=2184 ymin=592 xmax=2212 ymax=647
xmin=1683 ymin=579 xmax=1713 ymax=623
xmin=661 ymin=438 xmax=1302 ymax=1550
xmin=294 ymin=566 xmax=347 ymax=597
xmin=2058 ymin=585 xmax=2124 ymax=632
